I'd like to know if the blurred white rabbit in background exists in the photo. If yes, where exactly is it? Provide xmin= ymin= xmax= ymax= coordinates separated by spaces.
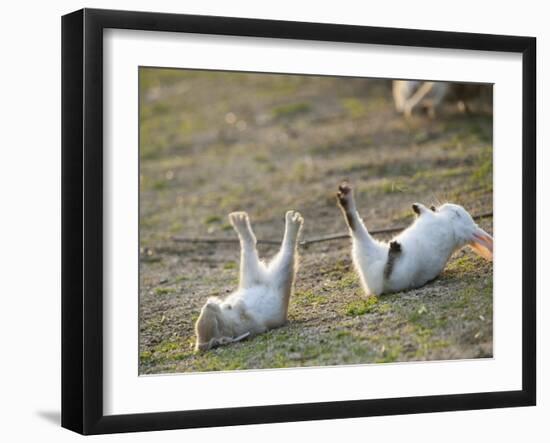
xmin=392 ymin=80 xmax=450 ymax=118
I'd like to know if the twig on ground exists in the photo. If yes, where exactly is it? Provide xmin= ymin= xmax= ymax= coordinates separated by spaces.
xmin=172 ymin=211 xmax=493 ymax=247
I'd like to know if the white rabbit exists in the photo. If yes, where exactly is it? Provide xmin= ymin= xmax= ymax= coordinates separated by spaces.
xmin=392 ymin=80 xmax=449 ymax=118
xmin=194 ymin=210 xmax=303 ymax=351
xmin=336 ymin=182 xmax=493 ymax=296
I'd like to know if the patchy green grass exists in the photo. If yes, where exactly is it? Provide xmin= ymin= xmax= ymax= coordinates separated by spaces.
xmin=297 ymin=289 xmax=329 ymax=306
xmin=470 ymin=147 xmax=493 ymax=190
xmin=341 ymin=97 xmax=367 ymax=119
xmin=204 ymin=215 xmax=223 ymax=225
xmin=223 ymin=261 xmax=237 ymax=270
xmin=154 ymin=287 xmax=176 ymax=296
xmin=345 ymin=296 xmax=379 ymax=316
xmin=271 ymin=102 xmax=311 ymax=119
xmin=335 ymin=272 xmax=360 ymax=290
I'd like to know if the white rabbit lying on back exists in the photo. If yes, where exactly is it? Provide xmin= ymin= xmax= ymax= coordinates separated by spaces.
xmin=195 ymin=210 xmax=303 ymax=351
xmin=336 ymin=182 xmax=493 ymax=296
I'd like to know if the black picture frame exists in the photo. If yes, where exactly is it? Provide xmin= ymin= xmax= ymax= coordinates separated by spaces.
xmin=61 ymin=8 xmax=536 ymax=435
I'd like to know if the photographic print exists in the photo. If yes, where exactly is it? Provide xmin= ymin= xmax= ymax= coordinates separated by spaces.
xmin=138 ymin=68 xmax=493 ymax=375
xmin=62 ymin=9 xmax=536 ymax=433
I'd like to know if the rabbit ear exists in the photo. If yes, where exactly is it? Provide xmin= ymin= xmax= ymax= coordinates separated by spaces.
xmin=412 ymin=203 xmax=429 ymax=216
xmin=469 ymin=227 xmax=493 ymax=261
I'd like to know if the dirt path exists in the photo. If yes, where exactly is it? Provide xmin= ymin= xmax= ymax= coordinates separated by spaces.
xmin=138 ymin=69 xmax=493 ymax=374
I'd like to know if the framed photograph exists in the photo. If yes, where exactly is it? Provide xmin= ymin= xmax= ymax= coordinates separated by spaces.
xmin=61 ymin=8 xmax=536 ymax=435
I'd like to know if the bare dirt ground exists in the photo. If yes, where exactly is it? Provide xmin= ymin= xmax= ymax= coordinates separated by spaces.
xmin=138 ymin=69 xmax=493 ymax=374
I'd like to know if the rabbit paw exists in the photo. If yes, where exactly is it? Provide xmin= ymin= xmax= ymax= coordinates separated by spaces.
xmin=285 ymin=210 xmax=304 ymax=234
xmin=337 ymin=182 xmax=353 ymax=208
xmin=389 ymin=240 xmax=402 ymax=252
xmin=229 ymin=211 xmax=250 ymax=230
xmin=229 ymin=212 xmax=256 ymax=243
